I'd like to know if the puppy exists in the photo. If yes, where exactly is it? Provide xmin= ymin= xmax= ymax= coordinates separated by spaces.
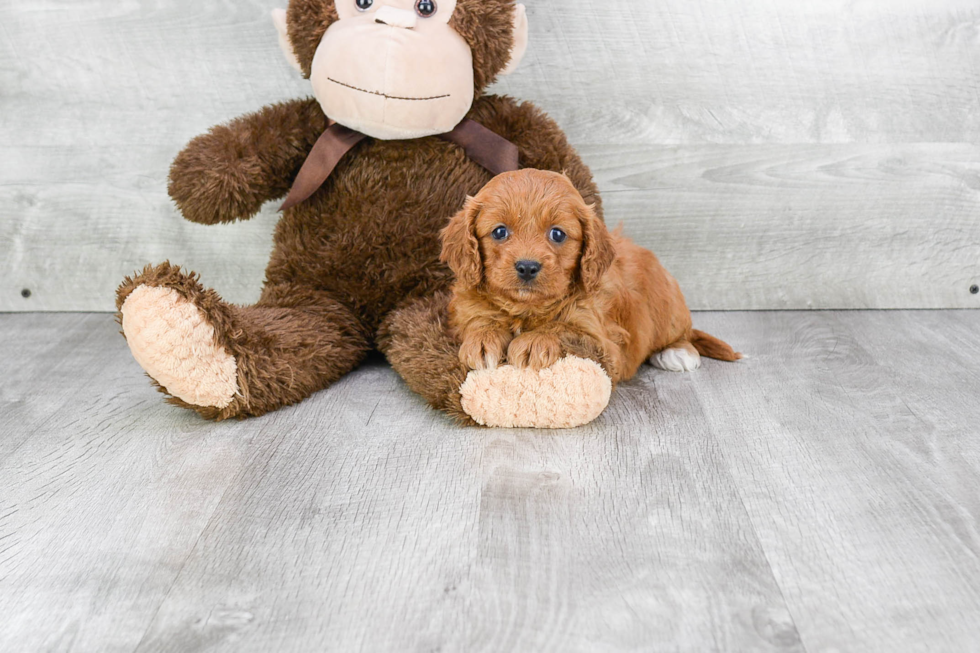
xmin=440 ymin=169 xmax=740 ymax=383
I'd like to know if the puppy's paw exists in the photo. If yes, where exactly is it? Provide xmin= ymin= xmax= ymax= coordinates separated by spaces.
xmin=507 ymin=332 xmax=563 ymax=371
xmin=650 ymin=345 xmax=702 ymax=372
xmin=459 ymin=330 xmax=510 ymax=370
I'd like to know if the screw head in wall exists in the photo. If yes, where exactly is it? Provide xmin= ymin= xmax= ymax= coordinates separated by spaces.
xmin=21 ymin=289 xmax=32 ymax=299
xmin=971 ymin=285 xmax=979 ymax=295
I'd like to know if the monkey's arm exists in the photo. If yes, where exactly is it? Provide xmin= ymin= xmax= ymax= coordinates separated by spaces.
xmin=168 ymin=98 xmax=329 ymax=225
xmin=471 ymin=96 xmax=604 ymax=221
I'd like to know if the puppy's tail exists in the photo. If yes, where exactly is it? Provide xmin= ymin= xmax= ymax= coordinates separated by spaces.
xmin=691 ymin=329 xmax=742 ymax=362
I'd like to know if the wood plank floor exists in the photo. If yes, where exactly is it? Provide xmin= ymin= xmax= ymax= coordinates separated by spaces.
xmin=0 ymin=311 xmax=978 ymax=652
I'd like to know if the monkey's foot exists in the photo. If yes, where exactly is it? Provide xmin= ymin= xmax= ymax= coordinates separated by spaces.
xmin=459 ymin=356 xmax=612 ymax=429
xmin=117 ymin=264 xmax=240 ymax=417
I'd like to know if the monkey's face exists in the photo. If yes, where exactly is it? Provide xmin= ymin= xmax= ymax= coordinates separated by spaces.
xmin=312 ymin=0 xmax=473 ymax=139
xmin=281 ymin=0 xmax=528 ymax=141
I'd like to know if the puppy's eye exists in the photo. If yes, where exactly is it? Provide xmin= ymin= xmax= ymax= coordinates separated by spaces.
xmin=549 ymin=228 xmax=567 ymax=244
xmin=356 ymin=0 xmax=373 ymax=10
xmin=491 ymin=226 xmax=509 ymax=241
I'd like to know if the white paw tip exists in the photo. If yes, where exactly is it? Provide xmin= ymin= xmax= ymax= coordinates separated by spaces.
xmin=650 ymin=347 xmax=702 ymax=372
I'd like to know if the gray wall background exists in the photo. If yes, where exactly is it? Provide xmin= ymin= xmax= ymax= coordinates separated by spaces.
xmin=1 ymin=0 xmax=978 ymax=312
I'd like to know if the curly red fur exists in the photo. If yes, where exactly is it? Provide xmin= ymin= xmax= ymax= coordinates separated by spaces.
xmin=443 ymin=170 xmax=741 ymax=382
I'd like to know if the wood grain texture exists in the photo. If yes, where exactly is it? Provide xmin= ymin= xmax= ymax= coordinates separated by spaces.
xmin=2 ymin=0 xmax=979 ymax=311
xmin=498 ymin=0 xmax=980 ymax=146
xmin=0 ymin=313 xmax=800 ymax=652
xmin=587 ymin=143 xmax=980 ymax=309
xmin=2 ymin=310 xmax=980 ymax=651
xmin=688 ymin=310 xmax=980 ymax=652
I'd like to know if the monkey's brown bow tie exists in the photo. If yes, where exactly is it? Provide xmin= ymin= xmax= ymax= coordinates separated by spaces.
xmin=280 ymin=119 xmax=520 ymax=211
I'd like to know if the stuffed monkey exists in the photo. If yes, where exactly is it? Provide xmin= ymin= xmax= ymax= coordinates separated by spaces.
xmin=116 ymin=0 xmax=613 ymax=428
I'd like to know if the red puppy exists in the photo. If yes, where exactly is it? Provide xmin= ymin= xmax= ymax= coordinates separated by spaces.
xmin=440 ymin=169 xmax=740 ymax=383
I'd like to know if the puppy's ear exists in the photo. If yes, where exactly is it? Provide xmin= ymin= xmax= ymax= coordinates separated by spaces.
xmin=440 ymin=196 xmax=483 ymax=288
xmin=578 ymin=203 xmax=615 ymax=293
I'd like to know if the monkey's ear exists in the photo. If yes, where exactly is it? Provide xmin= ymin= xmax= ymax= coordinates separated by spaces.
xmin=440 ymin=197 xmax=483 ymax=289
xmin=499 ymin=4 xmax=529 ymax=77
xmin=272 ymin=8 xmax=303 ymax=74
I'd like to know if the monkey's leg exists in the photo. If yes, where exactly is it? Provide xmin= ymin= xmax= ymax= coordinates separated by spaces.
xmin=376 ymin=293 xmax=475 ymax=424
xmin=378 ymin=293 xmax=612 ymax=429
xmin=116 ymin=263 xmax=369 ymax=420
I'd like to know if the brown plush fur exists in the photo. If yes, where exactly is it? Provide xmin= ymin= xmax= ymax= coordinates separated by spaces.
xmin=116 ymin=261 xmax=370 ymax=420
xmin=118 ymin=0 xmax=601 ymax=422
xmin=441 ymin=170 xmax=740 ymax=384
xmin=449 ymin=0 xmax=518 ymax=92
xmin=285 ymin=0 xmax=340 ymax=77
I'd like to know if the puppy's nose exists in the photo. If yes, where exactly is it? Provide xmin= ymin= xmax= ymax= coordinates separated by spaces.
xmin=515 ymin=260 xmax=542 ymax=282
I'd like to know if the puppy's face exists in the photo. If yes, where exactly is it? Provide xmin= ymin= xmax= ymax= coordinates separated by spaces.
xmin=475 ymin=179 xmax=584 ymax=305
xmin=441 ymin=169 xmax=613 ymax=310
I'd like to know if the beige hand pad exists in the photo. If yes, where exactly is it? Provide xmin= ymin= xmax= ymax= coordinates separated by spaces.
xmin=120 ymin=286 xmax=238 ymax=409
xmin=460 ymin=356 xmax=612 ymax=429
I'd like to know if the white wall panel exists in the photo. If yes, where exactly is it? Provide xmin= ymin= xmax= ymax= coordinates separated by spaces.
xmin=1 ymin=0 xmax=978 ymax=310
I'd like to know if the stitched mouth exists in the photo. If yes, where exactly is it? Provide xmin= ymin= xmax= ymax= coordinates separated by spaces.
xmin=327 ymin=77 xmax=450 ymax=101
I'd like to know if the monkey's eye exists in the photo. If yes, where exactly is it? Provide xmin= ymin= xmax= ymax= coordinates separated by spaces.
xmin=549 ymin=228 xmax=567 ymax=244
xmin=355 ymin=0 xmax=373 ymax=11
xmin=415 ymin=0 xmax=437 ymax=17
xmin=491 ymin=226 xmax=509 ymax=241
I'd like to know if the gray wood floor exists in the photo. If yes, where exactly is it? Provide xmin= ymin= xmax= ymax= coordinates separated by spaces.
xmin=1 ymin=311 xmax=979 ymax=652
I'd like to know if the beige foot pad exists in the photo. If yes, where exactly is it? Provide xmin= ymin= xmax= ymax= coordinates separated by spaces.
xmin=460 ymin=356 xmax=612 ymax=429
xmin=121 ymin=285 xmax=238 ymax=409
